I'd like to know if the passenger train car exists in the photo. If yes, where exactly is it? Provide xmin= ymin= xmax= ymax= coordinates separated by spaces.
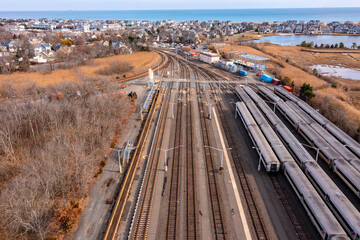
xmin=237 ymin=86 xmax=360 ymax=240
xmin=235 ymin=101 xmax=280 ymax=172
xmin=274 ymin=86 xmax=360 ymax=158
xmin=257 ymin=85 xmax=360 ymax=198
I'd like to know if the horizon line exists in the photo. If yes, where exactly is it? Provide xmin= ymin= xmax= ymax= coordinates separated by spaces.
xmin=1 ymin=7 xmax=360 ymax=12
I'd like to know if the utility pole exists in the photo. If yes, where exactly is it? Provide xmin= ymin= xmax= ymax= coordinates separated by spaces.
xmin=158 ymin=145 xmax=183 ymax=171
xmin=169 ymin=102 xmax=177 ymax=119
xmin=111 ymin=148 xmax=123 ymax=173
xmin=301 ymin=143 xmax=328 ymax=162
xmin=205 ymin=146 xmax=231 ymax=174
xmin=123 ymin=141 xmax=137 ymax=164
xmin=264 ymin=99 xmax=277 ymax=113
xmin=252 ymin=146 xmax=263 ymax=171
xmin=202 ymin=101 xmax=216 ymax=120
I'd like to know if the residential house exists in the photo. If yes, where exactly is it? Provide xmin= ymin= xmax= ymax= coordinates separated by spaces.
xmin=348 ymin=27 xmax=360 ymax=34
xmin=1 ymin=40 xmax=21 ymax=52
xmin=30 ymin=43 xmax=54 ymax=63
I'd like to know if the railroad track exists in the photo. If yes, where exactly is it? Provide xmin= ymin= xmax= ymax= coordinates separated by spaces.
xmin=174 ymin=54 xmax=268 ymax=239
xmin=195 ymin=82 xmax=227 ymax=239
xmin=196 ymin=67 xmax=268 ymax=239
xmin=186 ymin=88 xmax=199 ymax=239
xmin=195 ymin=60 xmax=310 ymax=240
xmin=270 ymin=176 xmax=310 ymax=240
xmin=116 ymin=50 xmax=168 ymax=84
xmin=102 ymin=88 xmax=161 ymax=240
xmin=129 ymin=53 xmax=198 ymax=240
xmin=129 ymin=87 xmax=171 ymax=239
xmin=166 ymin=82 xmax=184 ymax=239
xmin=182 ymin=61 xmax=199 ymax=239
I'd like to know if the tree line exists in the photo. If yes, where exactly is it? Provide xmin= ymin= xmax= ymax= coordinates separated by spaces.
xmin=300 ymin=41 xmax=360 ymax=49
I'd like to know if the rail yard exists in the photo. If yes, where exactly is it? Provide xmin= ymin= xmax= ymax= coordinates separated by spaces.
xmin=83 ymin=49 xmax=360 ymax=240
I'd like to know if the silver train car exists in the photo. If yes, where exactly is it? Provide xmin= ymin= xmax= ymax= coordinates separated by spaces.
xmin=284 ymin=161 xmax=350 ymax=240
xmin=274 ymin=86 xmax=360 ymax=158
xmin=286 ymin=101 xmax=360 ymax=173
xmin=258 ymin=85 xmax=360 ymax=198
xmin=235 ymin=101 xmax=280 ymax=172
xmin=236 ymin=87 xmax=293 ymax=167
xmin=235 ymin=87 xmax=351 ymax=239
xmin=305 ymin=162 xmax=360 ymax=240
xmin=240 ymin=86 xmax=360 ymax=240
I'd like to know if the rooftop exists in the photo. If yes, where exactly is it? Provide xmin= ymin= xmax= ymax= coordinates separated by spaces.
xmin=200 ymin=52 xmax=220 ymax=57
xmin=239 ymin=54 xmax=270 ymax=61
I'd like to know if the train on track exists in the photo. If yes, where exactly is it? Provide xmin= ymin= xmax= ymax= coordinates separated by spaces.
xmin=274 ymin=86 xmax=360 ymax=158
xmin=257 ymin=85 xmax=360 ymax=199
xmin=236 ymin=101 xmax=280 ymax=172
xmin=234 ymin=86 xmax=360 ymax=240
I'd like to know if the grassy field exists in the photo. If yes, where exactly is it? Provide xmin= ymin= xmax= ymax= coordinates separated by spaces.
xmin=0 ymin=51 xmax=161 ymax=94
xmin=214 ymin=43 xmax=360 ymax=139
xmin=257 ymin=43 xmax=360 ymax=69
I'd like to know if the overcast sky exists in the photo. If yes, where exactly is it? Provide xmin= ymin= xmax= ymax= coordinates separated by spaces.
xmin=1 ymin=0 xmax=359 ymax=11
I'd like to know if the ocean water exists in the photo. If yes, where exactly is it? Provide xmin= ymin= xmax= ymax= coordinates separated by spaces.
xmin=0 ymin=8 xmax=360 ymax=22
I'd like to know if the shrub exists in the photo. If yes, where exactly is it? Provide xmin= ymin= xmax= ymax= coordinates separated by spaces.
xmin=312 ymin=68 xmax=318 ymax=76
xmin=100 ymin=159 xmax=106 ymax=167
xmin=284 ymin=76 xmax=292 ymax=83
xmin=61 ymin=39 xmax=73 ymax=47
xmin=300 ymin=83 xmax=315 ymax=100
xmin=140 ymin=46 xmax=150 ymax=51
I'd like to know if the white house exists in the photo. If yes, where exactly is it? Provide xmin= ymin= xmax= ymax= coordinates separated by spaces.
xmin=199 ymin=52 xmax=220 ymax=64
xmin=31 ymin=43 xmax=51 ymax=55
xmin=1 ymin=40 xmax=20 ymax=52
xmin=30 ymin=43 xmax=54 ymax=63
xmin=30 ymin=52 xmax=51 ymax=63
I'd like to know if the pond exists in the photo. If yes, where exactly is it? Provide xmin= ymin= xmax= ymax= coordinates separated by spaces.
xmin=311 ymin=65 xmax=360 ymax=80
xmin=253 ymin=34 xmax=360 ymax=48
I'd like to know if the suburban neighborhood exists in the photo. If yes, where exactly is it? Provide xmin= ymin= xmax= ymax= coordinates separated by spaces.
xmin=1 ymin=17 xmax=360 ymax=72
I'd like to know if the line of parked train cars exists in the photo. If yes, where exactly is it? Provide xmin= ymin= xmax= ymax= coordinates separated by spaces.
xmin=234 ymin=86 xmax=360 ymax=240
xmin=257 ymin=85 xmax=360 ymax=198
xmin=235 ymin=99 xmax=280 ymax=172
xmin=274 ymin=86 xmax=360 ymax=158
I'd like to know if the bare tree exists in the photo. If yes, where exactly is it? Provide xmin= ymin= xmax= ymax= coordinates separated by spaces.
xmin=0 ymin=82 xmax=133 ymax=238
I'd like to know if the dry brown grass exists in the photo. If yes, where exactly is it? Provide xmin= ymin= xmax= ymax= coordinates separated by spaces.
xmin=257 ymin=43 xmax=360 ymax=69
xmin=314 ymin=88 xmax=360 ymax=139
xmin=95 ymin=61 xmax=133 ymax=76
xmin=0 ymin=52 xmax=161 ymax=92
xmin=224 ymin=32 xmax=278 ymax=44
